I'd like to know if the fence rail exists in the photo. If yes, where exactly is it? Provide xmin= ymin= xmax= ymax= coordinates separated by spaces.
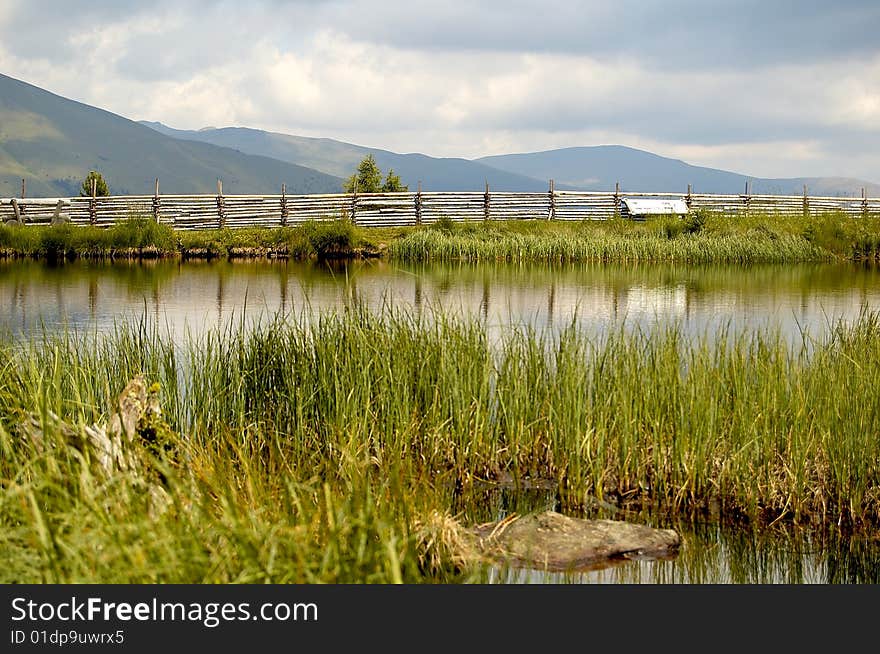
xmin=2 ymin=186 xmax=878 ymax=229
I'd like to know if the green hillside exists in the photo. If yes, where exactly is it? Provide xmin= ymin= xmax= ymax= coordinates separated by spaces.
xmin=0 ymin=73 xmax=342 ymax=197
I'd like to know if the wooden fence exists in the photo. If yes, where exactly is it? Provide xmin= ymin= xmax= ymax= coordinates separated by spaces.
xmin=2 ymin=182 xmax=877 ymax=229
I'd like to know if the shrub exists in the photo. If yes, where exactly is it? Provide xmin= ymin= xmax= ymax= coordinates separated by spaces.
xmin=302 ymin=218 xmax=360 ymax=259
xmin=108 ymin=216 xmax=175 ymax=252
xmin=431 ymin=216 xmax=457 ymax=234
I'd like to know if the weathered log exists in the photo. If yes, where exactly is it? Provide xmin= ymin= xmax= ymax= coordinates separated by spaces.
xmin=417 ymin=510 xmax=680 ymax=574
xmin=19 ymin=375 xmax=176 ymax=515
xmin=468 ymin=511 xmax=680 ymax=570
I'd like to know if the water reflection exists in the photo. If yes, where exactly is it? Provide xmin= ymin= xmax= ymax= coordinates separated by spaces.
xmin=2 ymin=259 xmax=879 ymax=343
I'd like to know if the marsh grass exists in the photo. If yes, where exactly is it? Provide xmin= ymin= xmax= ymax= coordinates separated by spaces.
xmin=2 ymin=211 xmax=878 ymax=263
xmin=389 ymin=211 xmax=880 ymax=263
xmin=0 ymin=218 xmax=373 ymax=261
xmin=0 ymin=217 xmax=176 ymax=260
xmin=2 ymin=306 xmax=880 ymax=582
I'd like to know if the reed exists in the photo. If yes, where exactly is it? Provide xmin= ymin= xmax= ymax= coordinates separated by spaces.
xmin=388 ymin=212 xmax=880 ymax=263
xmin=0 ymin=217 xmax=176 ymax=259
xmin=2 ymin=306 xmax=879 ymax=582
xmin=0 ymin=218 xmax=374 ymax=261
xmin=2 ymin=211 xmax=878 ymax=263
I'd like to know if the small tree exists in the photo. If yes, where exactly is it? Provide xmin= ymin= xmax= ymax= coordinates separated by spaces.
xmin=344 ymin=155 xmax=382 ymax=193
xmin=80 ymin=170 xmax=110 ymax=197
xmin=343 ymin=155 xmax=408 ymax=193
xmin=382 ymin=168 xmax=407 ymax=192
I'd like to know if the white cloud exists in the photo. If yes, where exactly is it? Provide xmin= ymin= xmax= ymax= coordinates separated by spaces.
xmin=1 ymin=1 xmax=879 ymax=182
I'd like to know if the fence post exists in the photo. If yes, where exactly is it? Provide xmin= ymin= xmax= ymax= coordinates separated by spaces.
xmin=862 ymin=187 xmax=868 ymax=219
xmin=613 ymin=181 xmax=620 ymax=218
xmin=21 ymin=178 xmax=26 ymax=199
xmin=10 ymin=198 xmax=22 ymax=224
xmin=280 ymin=183 xmax=288 ymax=227
xmin=89 ymin=178 xmax=97 ymax=225
xmin=686 ymin=184 xmax=692 ymax=210
xmin=216 ymin=179 xmax=225 ymax=228
xmin=484 ymin=180 xmax=490 ymax=221
xmin=802 ymin=184 xmax=809 ymax=217
xmin=152 ymin=178 xmax=161 ymax=223
xmin=548 ymin=179 xmax=555 ymax=220
xmin=415 ymin=181 xmax=422 ymax=225
xmin=351 ymin=181 xmax=358 ymax=225
xmin=743 ymin=180 xmax=751 ymax=214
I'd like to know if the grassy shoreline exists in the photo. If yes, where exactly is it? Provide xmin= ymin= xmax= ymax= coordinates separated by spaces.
xmin=1 ymin=211 xmax=879 ymax=264
xmin=3 ymin=309 xmax=880 ymax=581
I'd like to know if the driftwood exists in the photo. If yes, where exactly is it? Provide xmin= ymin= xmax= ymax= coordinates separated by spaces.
xmin=6 ymin=198 xmax=23 ymax=225
xmin=417 ymin=510 xmax=680 ymax=573
xmin=470 ymin=511 xmax=680 ymax=571
xmin=20 ymin=375 xmax=175 ymax=515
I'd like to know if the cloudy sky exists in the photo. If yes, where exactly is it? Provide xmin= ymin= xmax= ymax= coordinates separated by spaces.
xmin=1 ymin=0 xmax=878 ymax=181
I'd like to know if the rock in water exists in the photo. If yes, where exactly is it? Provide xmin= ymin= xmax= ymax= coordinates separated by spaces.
xmin=470 ymin=511 xmax=680 ymax=570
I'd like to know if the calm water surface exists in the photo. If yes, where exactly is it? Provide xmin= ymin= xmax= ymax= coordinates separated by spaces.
xmin=2 ymin=258 xmax=879 ymax=343
xmin=3 ymin=258 xmax=879 ymax=583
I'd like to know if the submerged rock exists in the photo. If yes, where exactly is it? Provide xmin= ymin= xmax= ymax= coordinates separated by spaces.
xmin=468 ymin=511 xmax=680 ymax=571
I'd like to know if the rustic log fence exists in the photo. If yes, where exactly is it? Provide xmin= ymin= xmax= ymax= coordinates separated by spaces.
xmin=2 ymin=181 xmax=877 ymax=229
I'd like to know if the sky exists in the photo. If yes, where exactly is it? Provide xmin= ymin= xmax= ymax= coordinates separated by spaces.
xmin=1 ymin=0 xmax=878 ymax=182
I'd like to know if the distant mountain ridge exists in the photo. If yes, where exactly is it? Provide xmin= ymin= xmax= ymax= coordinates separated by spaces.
xmin=139 ymin=122 xmax=554 ymax=192
xmin=477 ymin=146 xmax=880 ymax=197
xmin=0 ymin=73 xmax=342 ymax=197
xmin=142 ymin=123 xmax=879 ymax=198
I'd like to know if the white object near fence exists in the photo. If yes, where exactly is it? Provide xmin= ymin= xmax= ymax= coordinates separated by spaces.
xmin=621 ymin=198 xmax=689 ymax=218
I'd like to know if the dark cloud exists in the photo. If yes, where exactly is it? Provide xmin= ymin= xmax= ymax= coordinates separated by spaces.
xmin=321 ymin=0 xmax=880 ymax=70
xmin=0 ymin=1 xmax=147 ymax=55
xmin=6 ymin=1 xmax=878 ymax=69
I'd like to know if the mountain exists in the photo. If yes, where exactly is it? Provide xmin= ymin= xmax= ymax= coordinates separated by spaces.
xmin=139 ymin=123 xmax=555 ymax=192
xmin=0 ymin=73 xmax=342 ymax=197
xmin=477 ymin=146 xmax=880 ymax=197
xmin=143 ymin=124 xmax=879 ymax=197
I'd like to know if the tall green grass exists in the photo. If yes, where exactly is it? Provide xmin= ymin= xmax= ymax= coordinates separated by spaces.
xmin=177 ymin=219 xmax=367 ymax=260
xmin=0 ymin=217 xmax=176 ymax=259
xmin=389 ymin=211 xmax=880 ymax=263
xmin=3 ymin=211 xmax=878 ymax=263
xmin=2 ymin=307 xmax=880 ymax=581
xmin=0 ymin=218 xmax=372 ymax=261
